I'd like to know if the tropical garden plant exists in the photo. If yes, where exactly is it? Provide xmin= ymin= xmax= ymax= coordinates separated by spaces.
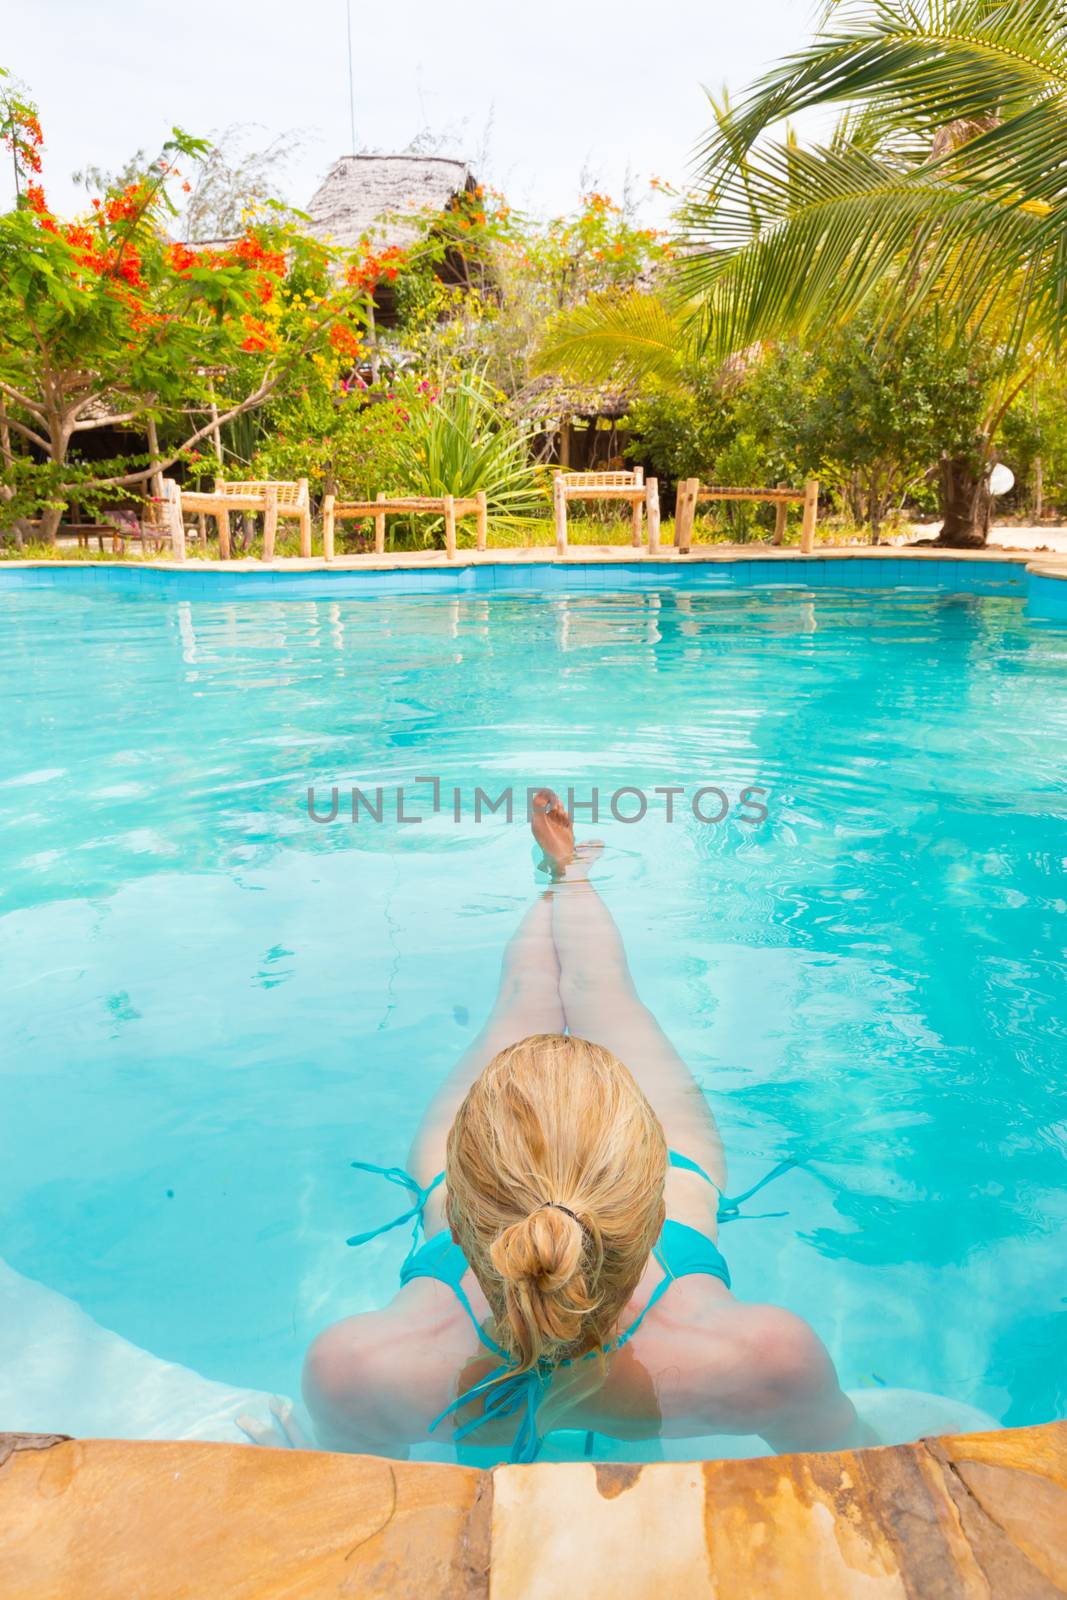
xmin=392 ymin=189 xmax=674 ymax=400
xmin=536 ymin=3 xmax=1067 ymax=545
xmin=678 ymin=0 xmax=1067 ymax=544
xmin=390 ymin=373 xmax=546 ymax=537
xmin=0 ymin=75 xmax=372 ymax=540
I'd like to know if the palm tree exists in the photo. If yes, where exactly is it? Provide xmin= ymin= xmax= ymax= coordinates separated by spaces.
xmin=682 ymin=0 xmax=1067 ymax=545
xmin=540 ymin=3 xmax=1067 ymax=545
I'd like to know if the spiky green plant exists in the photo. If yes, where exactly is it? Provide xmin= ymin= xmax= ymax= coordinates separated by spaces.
xmin=390 ymin=374 xmax=547 ymax=538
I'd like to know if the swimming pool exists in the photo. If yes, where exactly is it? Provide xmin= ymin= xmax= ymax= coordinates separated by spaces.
xmin=2 ymin=569 xmax=1065 ymax=1458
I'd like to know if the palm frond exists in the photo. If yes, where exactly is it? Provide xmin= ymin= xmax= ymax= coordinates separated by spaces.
xmin=532 ymin=290 xmax=694 ymax=392
xmin=699 ymin=0 xmax=1067 ymax=170
xmin=683 ymin=0 xmax=1067 ymax=357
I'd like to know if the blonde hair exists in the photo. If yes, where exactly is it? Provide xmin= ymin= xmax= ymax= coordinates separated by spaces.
xmin=445 ymin=1034 xmax=668 ymax=1375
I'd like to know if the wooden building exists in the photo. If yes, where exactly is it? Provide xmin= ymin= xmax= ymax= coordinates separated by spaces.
xmin=305 ymin=154 xmax=482 ymax=326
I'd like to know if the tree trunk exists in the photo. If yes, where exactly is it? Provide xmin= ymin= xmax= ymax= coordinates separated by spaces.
xmin=848 ymin=469 xmax=864 ymax=527
xmin=38 ymin=503 xmax=63 ymax=542
xmin=935 ymin=454 xmax=992 ymax=547
xmin=867 ymin=470 xmax=884 ymax=545
xmin=0 ymin=401 xmax=13 ymax=471
xmin=38 ymin=422 xmax=73 ymax=545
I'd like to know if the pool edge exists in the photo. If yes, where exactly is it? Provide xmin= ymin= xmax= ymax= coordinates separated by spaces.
xmin=3 ymin=1422 xmax=1065 ymax=1596
xmin=2 ymin=546 xmax=1066 ymax=612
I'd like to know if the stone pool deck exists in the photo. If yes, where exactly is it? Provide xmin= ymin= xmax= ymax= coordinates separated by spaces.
xmin=9 ymin=540 xmax=1067 ymax=572
xmin=4 ymin=1422 xmax=1067 ymax=1597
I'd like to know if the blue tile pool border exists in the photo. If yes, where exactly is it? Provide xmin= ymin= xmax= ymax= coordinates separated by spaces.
xmin=0 ymin=553 xmax=1063 ymax=613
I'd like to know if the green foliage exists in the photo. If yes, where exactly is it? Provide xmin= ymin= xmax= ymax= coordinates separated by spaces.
xmin=248 ymin=381 xmax=406 ymax=500
xmin=736 ymin=313 xmax=998 ymax=536
xmin=0 ymin=452 xmax=151 ymax=529
xmin=73 ymin=124 xmax=303 ymax=243
xmin=627 ymin=306 xmax=1000 ymax=537
xmin=534 ymin=291 xmax=693 ymax=392
xmin=626 ymin=365 xmax=740 ymax=483
xmin=683 ymin=0 xmax=1067 ymax=363
xmin=390 ymin=374 xmax=546 ymax=533
xmin=252 ymin=371 xmax=547 ymax=548
xmin=394 ymin=189 xmax=674 ymax=398
xmin=0 ymin=77 xmax=381 ymax=537
xmin=707 ymin=435 xmax=771 ymax=540
xmin=1002 ymin=370 xmax=1067 ymax=514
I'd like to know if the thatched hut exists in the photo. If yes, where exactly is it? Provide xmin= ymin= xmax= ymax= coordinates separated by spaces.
xmin=515 ymin=377 xmax=636 ymax=469
xmin=306 ymin=155 xmax=480 ymax=325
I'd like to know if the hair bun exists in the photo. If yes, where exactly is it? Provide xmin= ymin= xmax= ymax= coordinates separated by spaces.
xmin=490 ymin=1206 xmax=584 ymax=1293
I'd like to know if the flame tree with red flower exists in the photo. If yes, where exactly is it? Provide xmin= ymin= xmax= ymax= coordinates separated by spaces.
xmin=0 ymin=80 xmax=374 ymax=540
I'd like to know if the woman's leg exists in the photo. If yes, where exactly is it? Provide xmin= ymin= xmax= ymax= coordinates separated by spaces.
xmin=408 ymin=892 xmax=562 ymax=1191
xmin=551 ymin=853 xmax=727 ymax=1211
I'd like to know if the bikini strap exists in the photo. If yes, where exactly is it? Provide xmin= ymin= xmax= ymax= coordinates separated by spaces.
xmin=429 ymin=1361 xmax=556 ymax=1463
xmin=716 ymin=1159 xmax=798 ymax=1222
xmin=346 ymin=1161 xmax=445 ymax=1273
xmin=668 ymin=1149 xmax=724 ymax=1193
xmin=668 ymin=1148 xmax=797 ymax=1223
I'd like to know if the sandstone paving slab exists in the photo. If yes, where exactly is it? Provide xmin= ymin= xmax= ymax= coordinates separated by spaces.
xmin=3 ymin=1422 xmax=1066 ymax=1598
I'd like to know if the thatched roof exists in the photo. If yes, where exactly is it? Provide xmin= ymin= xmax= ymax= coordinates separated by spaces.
xmin=513 ymin=376 xmax=636 ymax=424
xmin=305 ymin=155 xmax=477 ymax=250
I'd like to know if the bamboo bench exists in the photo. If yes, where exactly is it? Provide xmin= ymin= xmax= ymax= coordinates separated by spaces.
xmin=321 ymin=491 xmax=488 ymax=562
xmin=552 ymin=469 xmax=661 ymax=555
xmin=175 ymin=477 xmax=312 ymax=559
xmin=673 ymin=478 xmax=819 ymax=553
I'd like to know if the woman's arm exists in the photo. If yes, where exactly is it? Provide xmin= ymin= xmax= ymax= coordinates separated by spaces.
xmin=302 ymin=1281 xmax=482 ymax=1456
xmin=302 ymin=1310 xmax=416 ymax=1456
xmin=675 ymin=1300 xmax=876 ymax=1453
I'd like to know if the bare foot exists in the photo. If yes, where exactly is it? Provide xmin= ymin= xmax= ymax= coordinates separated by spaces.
xmin=530 ymin=788 xmax=574 ymax=877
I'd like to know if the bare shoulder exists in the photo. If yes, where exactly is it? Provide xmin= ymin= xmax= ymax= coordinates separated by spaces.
xmin=719 ymin=1302 xmax=840 ymax=1402
xmin=302 ymin=1283 xmax=474 ymax=1453
xmin=645 ymin=1289 xmax=858 ymax=1450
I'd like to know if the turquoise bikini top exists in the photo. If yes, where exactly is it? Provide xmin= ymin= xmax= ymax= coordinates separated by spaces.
xmin=346 ymin=1150 xmax=795 ymax=1464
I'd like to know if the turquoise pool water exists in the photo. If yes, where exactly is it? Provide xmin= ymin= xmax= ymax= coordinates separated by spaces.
xmin=1 ymin=578 xmax=1065 ymax=1451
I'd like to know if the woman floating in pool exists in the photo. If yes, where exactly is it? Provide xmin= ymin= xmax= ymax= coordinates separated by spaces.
xmin=291 ymin=790 xmax=872 ymax=1464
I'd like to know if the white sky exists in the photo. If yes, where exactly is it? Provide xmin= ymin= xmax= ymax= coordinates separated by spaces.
xmin=4 ymin=0 xmax=823 ymax=222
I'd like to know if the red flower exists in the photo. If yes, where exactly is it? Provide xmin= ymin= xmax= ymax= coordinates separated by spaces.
xmin=228 ymin=230 xmax=287 ymax=278
xmin=240 ymin=315 xmax=270 ymax=352
xmin=115 ymin=245 xmax=145 ymax=286
xmin=167 ymin=241 xmax=200 ymax=273
xmin=104 ymin=183 xmax=148 ymax=224
xmin=344 ymin=241 xmax=406 ymax=292
xmin=328 ymin=322 xmax=362 ymax=358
